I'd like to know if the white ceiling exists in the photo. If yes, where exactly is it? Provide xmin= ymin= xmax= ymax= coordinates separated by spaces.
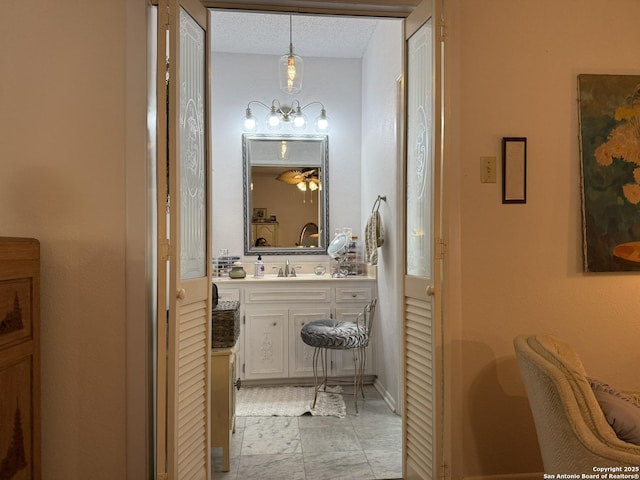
xmin=210 ymin=11 xmax=393 ymax=59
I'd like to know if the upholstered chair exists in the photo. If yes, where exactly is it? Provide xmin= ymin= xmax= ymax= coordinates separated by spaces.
xmin=514 ymin=334 xmax=640 ymax=473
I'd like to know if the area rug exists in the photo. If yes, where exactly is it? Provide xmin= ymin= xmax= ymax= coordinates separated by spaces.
xmin=236 ymin=385 xmax=346 ymax=418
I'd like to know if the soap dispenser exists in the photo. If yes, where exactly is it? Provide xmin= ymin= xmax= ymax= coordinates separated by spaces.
xmin=254 ymin=255 xmax=265 ymax=278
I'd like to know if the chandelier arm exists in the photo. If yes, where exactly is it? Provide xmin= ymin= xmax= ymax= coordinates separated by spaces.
xmin=246 ymin=100 xmax=273 ymax=112
xmin=300 ymin=101 xmax=326 ymax=111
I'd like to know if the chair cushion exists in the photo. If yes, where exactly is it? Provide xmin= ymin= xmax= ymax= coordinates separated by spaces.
xmin=589 ymin=377 xmax=640 ymax=446
xmin=300 ymin=319 xmax=368 ymax=349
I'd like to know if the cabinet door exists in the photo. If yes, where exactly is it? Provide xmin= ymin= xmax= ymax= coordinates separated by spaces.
xmin=252 ymin=223 xmax=278 ymax=247
xmin=244 ymin=308 xmax=288 ymax=379
xmin=333 ymin=307 xmax=374 ymax=377
xmin=288 ymin=306 xmax=332 ymax=377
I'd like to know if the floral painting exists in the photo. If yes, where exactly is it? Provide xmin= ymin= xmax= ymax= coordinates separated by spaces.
xmin=578 ymin=74 xmax=640 ymax=272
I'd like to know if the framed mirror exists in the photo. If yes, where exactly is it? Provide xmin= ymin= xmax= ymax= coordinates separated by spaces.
xmin=243 ymin=133 xmax=329 ymax=255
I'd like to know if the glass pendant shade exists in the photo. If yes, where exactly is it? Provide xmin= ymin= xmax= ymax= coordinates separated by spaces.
xmin=292 ymin=107 xmax=307 ymax=130
xmin=242 ymin=108 xmax=257 ymax=132
xmin=314 ymin=108 xmax=330 ymax=132
xmin=266 ymin=107 xmax=281 ymax=130
xmin=279 ymin=50 xmax=303 ymax=94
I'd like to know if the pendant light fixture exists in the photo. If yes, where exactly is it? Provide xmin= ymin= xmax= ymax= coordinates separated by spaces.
xmin=279 ymin=16 xmax=303 ymax=94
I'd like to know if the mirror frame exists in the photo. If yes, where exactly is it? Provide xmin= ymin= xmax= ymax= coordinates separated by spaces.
xmin=243 ymin=133 xmax=330 ymax=256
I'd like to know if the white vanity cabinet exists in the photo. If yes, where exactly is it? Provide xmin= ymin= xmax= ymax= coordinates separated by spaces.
xmin=288 ymin=306 xmax=333 ymax=377
xmin=215 ymin=277 xmax=375 ymax=383
xmin=243 ymin=305 xmax=332 ymax=380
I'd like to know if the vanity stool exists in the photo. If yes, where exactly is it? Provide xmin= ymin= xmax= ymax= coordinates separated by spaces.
xmin=300 ymin=298 xmax=376 ymax=413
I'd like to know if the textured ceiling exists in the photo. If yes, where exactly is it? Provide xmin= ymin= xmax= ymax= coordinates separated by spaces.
xmin=211 ymin=11 xmax=395 ymax=58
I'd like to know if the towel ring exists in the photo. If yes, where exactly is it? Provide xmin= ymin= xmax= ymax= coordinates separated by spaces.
xmin=371 ymin=195 xmax=387 ymax=213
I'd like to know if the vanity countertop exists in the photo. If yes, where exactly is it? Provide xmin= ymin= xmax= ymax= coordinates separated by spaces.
xmin=213 ymin=274 xmax=376 ymax=284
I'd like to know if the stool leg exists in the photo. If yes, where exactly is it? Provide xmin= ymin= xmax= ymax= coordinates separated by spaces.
xmin=359 ymin=347 xmax=366 ymax=400
xmin=321 ymin=348 xmax=328 ymax=391
xmin=312 ymin=347 xmax=320 ymax=408
xmin=352 ymin=349 xmax=359 ymax=414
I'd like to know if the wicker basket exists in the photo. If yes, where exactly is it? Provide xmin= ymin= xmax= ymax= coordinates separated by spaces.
xmin=211 ymin=300 xmax=240 ymax=348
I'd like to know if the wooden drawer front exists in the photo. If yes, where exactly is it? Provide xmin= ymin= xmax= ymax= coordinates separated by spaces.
xmin=246 ymin=288 xmax=330 ymax=304
xmin=218 ymin=288 xmax=240 ymax=302
xmin=335 ymin=287 xmax=372 ymax=303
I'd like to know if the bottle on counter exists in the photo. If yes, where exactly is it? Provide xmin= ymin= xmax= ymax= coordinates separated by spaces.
xmin=254 ymin=255 xmax=265 ymax=278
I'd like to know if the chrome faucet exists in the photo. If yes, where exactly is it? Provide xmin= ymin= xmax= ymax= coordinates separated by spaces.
xmin=284 ymin=259 xmax=290 ymax=277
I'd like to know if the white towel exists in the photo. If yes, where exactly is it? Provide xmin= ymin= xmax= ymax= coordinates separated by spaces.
xmin=365 ymin=210 xmax=384 ymax=265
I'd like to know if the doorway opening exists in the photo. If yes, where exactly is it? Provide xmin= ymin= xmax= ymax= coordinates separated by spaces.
xmin=209 ymin=7 xmax=405 ymax=478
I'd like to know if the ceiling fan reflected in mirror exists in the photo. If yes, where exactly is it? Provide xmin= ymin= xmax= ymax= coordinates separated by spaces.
xmin=276 ymin=168 xmax=320 ymax=192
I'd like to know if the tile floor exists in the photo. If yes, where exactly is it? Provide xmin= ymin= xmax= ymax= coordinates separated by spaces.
xmin=212 ymin=385 xmax=402 ymax=480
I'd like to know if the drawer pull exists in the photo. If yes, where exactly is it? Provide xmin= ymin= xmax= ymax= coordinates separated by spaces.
xmin=351 ymin=294 xmax=358 ymax=298
xmin=273 ymin=322 xmax=277 ymax=326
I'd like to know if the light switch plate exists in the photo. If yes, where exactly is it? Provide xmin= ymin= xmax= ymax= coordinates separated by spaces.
xmin=480 ymin=156 xmax=497 ymax=183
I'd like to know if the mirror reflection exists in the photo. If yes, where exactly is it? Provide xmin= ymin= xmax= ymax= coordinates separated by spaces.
xmin=243 ymin=134 xmax=329 ymax=255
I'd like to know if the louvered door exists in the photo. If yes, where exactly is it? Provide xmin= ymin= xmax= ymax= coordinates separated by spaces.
xmin=403 ymin=0 xmax=445 ymax=478
xmin=156 ymin=0 xmax=212 ymax=478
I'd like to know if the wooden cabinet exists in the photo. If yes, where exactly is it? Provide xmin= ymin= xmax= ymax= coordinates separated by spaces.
xmin=0 ymin=237 xmax=40 ymax=480
xmin=217 ymin=277 xmax=375 ymax=383
xmin=210 ymin=345 xmax=237 ymax=472
xmin=251 ymin=222 xmax=278 ymax=247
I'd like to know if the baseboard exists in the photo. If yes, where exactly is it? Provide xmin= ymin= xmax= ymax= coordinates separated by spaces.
xmin=373 ymin=378 xmax=398 ymax=413
xmin=464 ymin=473 xmax=543 ymax=480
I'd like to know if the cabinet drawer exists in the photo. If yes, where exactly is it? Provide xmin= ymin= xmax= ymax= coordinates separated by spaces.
xmin=246 ymin=287 xmax=330 ymax=304
xmin=335 ymin=287 xmax=372 ymax=303
xmin=218 ymin=288 xmax=240 ymax=302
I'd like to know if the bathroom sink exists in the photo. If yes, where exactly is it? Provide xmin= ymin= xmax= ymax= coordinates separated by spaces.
xmin=264 ymin=273 xmax=328 ymax=280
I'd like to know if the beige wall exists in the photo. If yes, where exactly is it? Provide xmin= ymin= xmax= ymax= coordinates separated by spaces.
xmin=0 ymin=1 xmax=147 ymax=478
xmin=451 ymin=0 xmax=640 ymax=477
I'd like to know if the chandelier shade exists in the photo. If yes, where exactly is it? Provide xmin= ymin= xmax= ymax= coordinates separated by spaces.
xmin=279 ymin=16 xmax=303 ymax=94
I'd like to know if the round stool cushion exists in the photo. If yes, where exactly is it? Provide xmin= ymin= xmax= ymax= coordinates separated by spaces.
xmin=300 ymin=319 xmax=368 ymax=349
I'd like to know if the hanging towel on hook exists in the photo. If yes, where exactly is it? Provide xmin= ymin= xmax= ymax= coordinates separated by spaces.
xmin=365 ymin=209 xmax=384 ymax=265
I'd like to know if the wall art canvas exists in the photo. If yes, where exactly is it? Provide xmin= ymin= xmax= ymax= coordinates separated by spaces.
xmin=578 ymin=74 xmax=640 ymax=271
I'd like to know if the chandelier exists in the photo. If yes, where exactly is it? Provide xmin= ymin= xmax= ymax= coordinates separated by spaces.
xmin=242 ymin=100 xmax=329 ymax=132
xmin=279 ymin=16 xmax=303 ymax=94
